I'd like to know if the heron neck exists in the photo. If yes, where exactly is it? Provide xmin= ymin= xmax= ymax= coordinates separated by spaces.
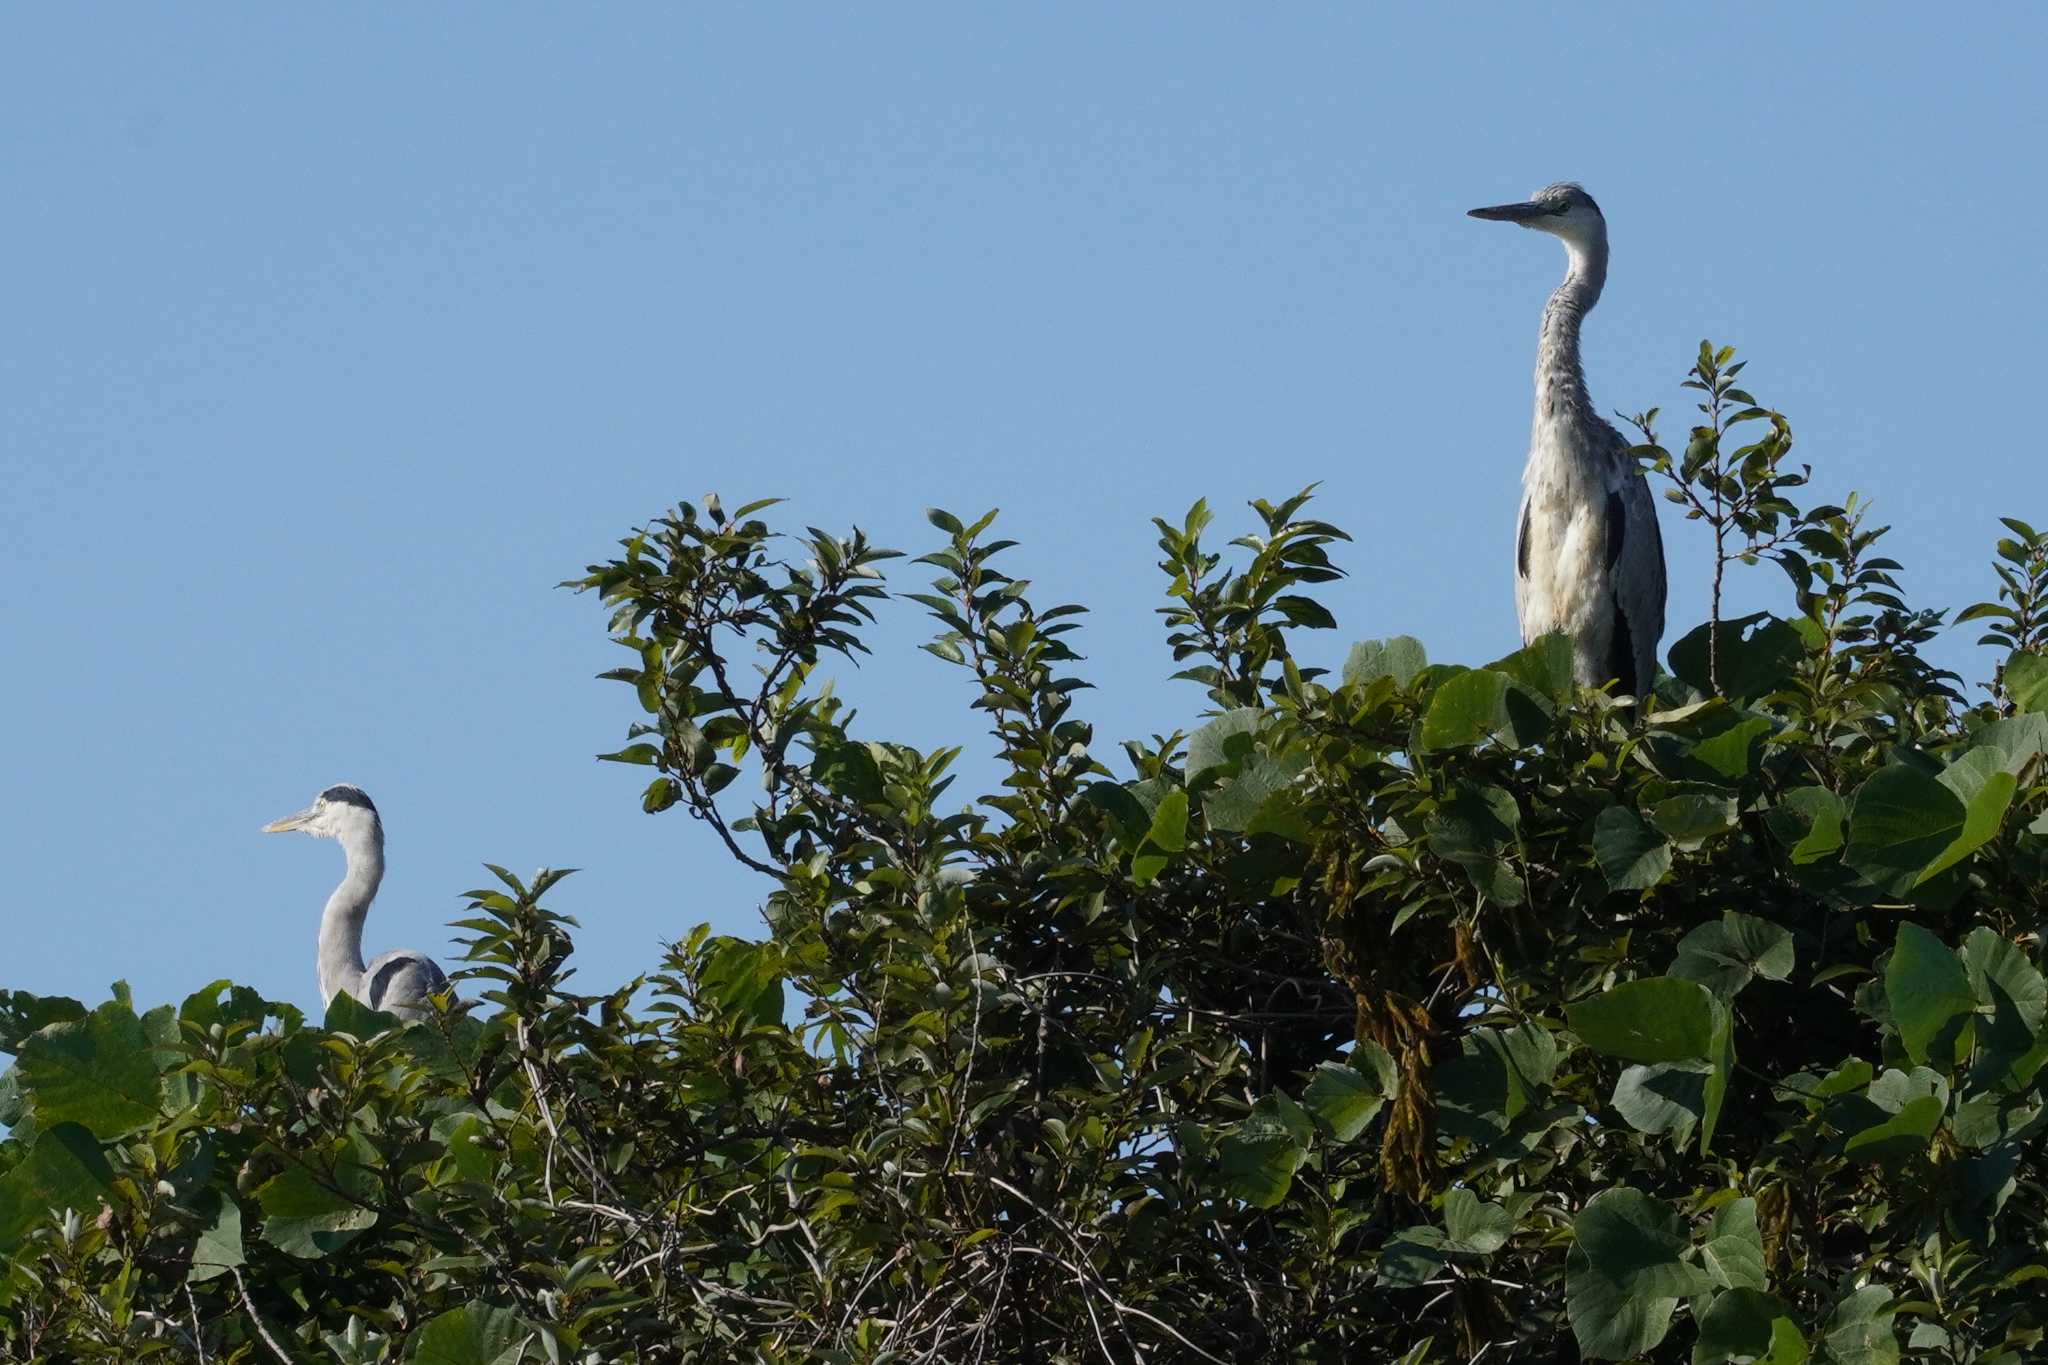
xmin=1533 ymin=234 xmax=1608 ymax=430
xmin=317 ymin=823 xmax=384 ymax=1006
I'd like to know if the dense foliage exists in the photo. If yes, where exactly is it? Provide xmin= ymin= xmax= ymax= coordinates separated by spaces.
xmin=4 ymin=346 xmax=2046 ymax=1362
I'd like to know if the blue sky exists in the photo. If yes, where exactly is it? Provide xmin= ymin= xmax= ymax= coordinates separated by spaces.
xmin=5 ymin=7 xmax=2045 ymax=1017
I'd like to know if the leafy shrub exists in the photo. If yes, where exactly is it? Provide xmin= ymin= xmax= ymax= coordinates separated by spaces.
xmin=3 ymin=348 xmax=2045 ymax=1363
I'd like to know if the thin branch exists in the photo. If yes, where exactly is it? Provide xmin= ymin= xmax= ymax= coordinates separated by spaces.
xmin=230 ymin=1267 xmax=294 ymax=1365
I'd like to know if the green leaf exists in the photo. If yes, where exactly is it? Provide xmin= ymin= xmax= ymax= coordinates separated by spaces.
xmin=1698 ymin=1199 xmax=1766 ymax=1292
xmin=1377 ymin=1227 xmax=1448 ymax=1288
xmin=1960 ymin=926 xmax=2048 ymax=1084
xmin=1842 ymin=1094 xmax=1944 ymax=1162
xmin=1667 ymin=612 xmax=1802 ymax=700
xmin=408 ymin=1303 xmax=537 ymax=1365
xmin=1776 ymin=786 xmax=1845 ymax=864
xmin=1341 ymin=636 xmax=1427 ymax=688
xmin=16 ymin=998 xmax=163 ymax=1139
xmin=1568 ymin=978 xmax=1717 ymax=1064
xmin=1918 ymin=764 xmax=2015 ymax=883
xmin=1442 ymin=1187 xmax=1511 ymax=1254
xmin=1424 ymin=785 xmax=1524 ymax=906
xmin=1884 ymin=923 xmax=1974 ymax=1065
xmin=1204 ymin=752 xmax=1308 ymax=834
xmin=2005 ymin=650 xmax=2048 ymax=713
xmin=1080 ymin=781 xmax=1151 ymax=846
xmin=1574 ymin=1187 xmax=1711 ymax=1300
xmin=0 ymin=1123 xmax=113 ymax=1258
xmin=699 ymin=939 xmax=786 ymax=1029
xmin=1611 ymin=1060 xmax=1709 ymax=1138
xmin=1844 ymin=764 xmax=1969 ymax=896
xmin=1218 ymin=1094 xmax=1311 ymax=1208
xmin=1301 ymin=1052 xmax=1391 ymax=1142
xmin=1418 ymin=668 xmax=1509 ymax=750
xmin=323 ymin=991 xmax=405 ymax=1038
xmin=256 ymin=1131 xmax=381 ymax=1258
xmin=1568 ymin=1188 xmax=1706 ymax=1359
xmin=1671 ymin=913 xmax=1795 ymax=999
xmin=1487 ymin=631 xmax=1575 ymax=700
xmin=1131 ymin=789 xmax=1190 ymax=886
xmin=1822 ymin=1287 xmax=1899 ymax=1365
xmin=1568 ymin=1242 xmax=1679 ymax=1361
xmin=1593 ymin=808 xmax=1671 ymax=892
xmin=187 ymin=1193 xmax=245 ymax=1284
xmin=1694 ymin=1288 xmax=1805 ymax=1365
xmin=1185 ymin=708 xmax=1263 ymax=780
xmin=0 ymin=991 xmax=87 ymax=1055
xmin=1649 ymin=792 xmax=1738 ymax=849
xmin=1701 ymin=997 xmax=1736 ymax=1154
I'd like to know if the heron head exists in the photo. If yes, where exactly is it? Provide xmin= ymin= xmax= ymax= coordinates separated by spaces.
xmin=263 ymin=784 xmax=380 ymax=839
xmin=1468 ymin=182 xmax=1604 ymax=246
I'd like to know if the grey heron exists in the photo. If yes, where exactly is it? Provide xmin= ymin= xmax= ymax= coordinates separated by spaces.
xmin=1469 ymin=182 xmax=1666 ymax=698
xmin=263 ymin=784 xmax=450 ymax=1020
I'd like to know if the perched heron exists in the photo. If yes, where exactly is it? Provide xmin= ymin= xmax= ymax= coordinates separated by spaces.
xmin=1469 ymin=182 xmax=1666 ymax=697
xmin=263 ymin=784 xmax=449 ymax=1020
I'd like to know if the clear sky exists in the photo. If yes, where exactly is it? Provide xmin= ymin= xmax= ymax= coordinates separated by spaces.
xmin=5 ymin=6 xmax=2045 ymax=1018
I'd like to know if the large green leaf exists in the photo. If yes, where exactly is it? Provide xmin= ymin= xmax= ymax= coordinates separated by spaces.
xmin=1693 ymin=1288 xmax=1805 ymax=1365
xmin=1821 ymin=1287 xmax=1899 ymax=1365
xmin=2004 ymin=650 xmax=2048 ymax=713
xmin=1568 ymin=978 xmax=1717 ymax=1064
xmin=1423 ymin=784 xmax=1524 ymax=906
xmin=1611 ymin=1060 xmax=1709 ymax=1138
xmin=1667 ymin=612 xmax=1802 ymax=700
xmin=1567 ymin=1243 xmax=1678 ymax=1361
xmin=16 ymin=999 xmax=163 ymax=1139
xmin=1441 ymin=1187 xmax=1511 ymax=1254
xmin=1567 ymin=1188 xmax=1706 ymax=1359
xmin=256 ymin=1131 xmax=381 ymax=1258
xmin=1418 ymin=668 xmax=1510 ymax=750
xmin=1697 ymin=1199 xmax=1766 ymax=1292
xmin=1701 ymin=998 xmax=1736 ymax=1155
xmin=408 ymin=1303 xmax=537 ymax=1365
xmin=0 ymin=991 xmax=87 ymax=1055
xmin=1130 ymin=788 xmax=1190 ymax=886
xmin=1341 ymin=636 xmax=1427 ymax=688
xmin=1204 ymin=751 xmax=1307 ymax=833
xmin=1844 ymin=765 xmax=1967 ymax=896
xmin=1185 ymin=707 xmax=1262 ymax=780
xmin=1486 ymin=631 xmax=1575 ymax=700
xmin=0 ymin=1123 xmax=113 ymax=1258
xmin=1218 ymin=1094 xmax=1311 ymax=1208
xmin=1573 ymin=1187 xmax=1711 ymax=1300
xmin=1301 ymin=1048 xmax=1394 ymax=1142
xmin=1671 ymin=913 xmax=1795 ymax=999
xmin=1959 ymin=926 xmax=2048 ymax=1085
xmin=1842 ymin=1095 xmax=1943 ymax=1162
xmin=187 ymin=1192 xmax=245 ymax=1284
xmin=1593 ymin=807 xmax=1671 ymax=892
xmin=1883 ymin=924 xmax=1974 ymax=1066
xmin=1918 ymin=749 xmax=2016 ymax=882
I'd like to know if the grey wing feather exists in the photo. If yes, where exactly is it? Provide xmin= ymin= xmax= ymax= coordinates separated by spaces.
xmin=1608 ymin=441 xmax=1668 ymax=694
xmin=362 ymin=950 xmax=449 ymax=1020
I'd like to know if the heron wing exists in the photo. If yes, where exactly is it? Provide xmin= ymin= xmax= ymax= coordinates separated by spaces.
xmin=362 ymin=949 xmax=449 ymax=1020
xmin=1608 ymin=452 xmax=1668 ymax=694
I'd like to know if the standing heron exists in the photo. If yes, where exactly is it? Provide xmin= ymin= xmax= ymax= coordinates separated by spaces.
xmin=1469 ymin=182 xmax=1666 ymax=698
xmin=263 ymin=784 xmax=450 ymax=1020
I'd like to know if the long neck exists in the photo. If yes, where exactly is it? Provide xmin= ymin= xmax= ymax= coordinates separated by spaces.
xmin=316 ymin=822 xmax=384 ymax=1005
xmin=1533 ymin=231 xmax=1609 ymax=428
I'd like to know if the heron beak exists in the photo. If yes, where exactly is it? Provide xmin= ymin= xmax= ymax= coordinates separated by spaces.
xmin=1467 ymin=200 xmax=1548 ymax=223
xmin=263 ymin=806 xmax=316 ymax=833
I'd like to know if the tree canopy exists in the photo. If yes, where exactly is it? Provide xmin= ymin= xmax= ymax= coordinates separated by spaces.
xmin=3 ymin=344 xmax=2046 ymax=1362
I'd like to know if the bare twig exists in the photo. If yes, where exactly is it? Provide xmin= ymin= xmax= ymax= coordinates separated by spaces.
xmin=230 ymin=1267 xmax=294 ymax=1365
